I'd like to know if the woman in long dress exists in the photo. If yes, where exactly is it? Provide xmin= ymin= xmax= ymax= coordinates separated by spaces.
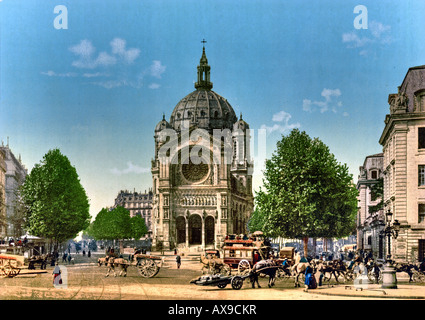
xmin=52 ymin=262 xmax=62 ymax=286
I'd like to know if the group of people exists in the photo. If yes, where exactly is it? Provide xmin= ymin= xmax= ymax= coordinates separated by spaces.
xmin=1 ymin=236 xmax=28 ymax=246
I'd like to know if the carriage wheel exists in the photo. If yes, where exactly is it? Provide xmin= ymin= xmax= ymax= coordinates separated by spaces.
xmin=238 ymin=260 xmax=251 ymax=275
xmin=217 ymin=281 xmax=228 ymax=289
xmin=3 ymin=265 xmax=14 ymax=278
xmin=138 ymin=259 xmax=159 ymax=278
xmin=220 ymin=264 xmax=231 ymax=276
xmin=276 ymin=268 xmax=289 ymax=282
xmin=231 ymin=276 xmax=244 ymax=290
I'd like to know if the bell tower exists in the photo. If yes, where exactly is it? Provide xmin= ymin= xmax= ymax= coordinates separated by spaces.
xmin=194 ymin=40 xmax=213 ymax=91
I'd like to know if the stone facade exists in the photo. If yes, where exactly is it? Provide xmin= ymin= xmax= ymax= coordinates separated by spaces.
xmin=0 ymin=149 xmax=6 ymax=239
xmin=379 ymin=65 xmax=425 ymax=263
xmin=113 ymin=189 xmax=153 ymax=234
xmin=0 ymin=143 xmax=27 ymax=238
xmin=356 ymin=153 xmax=385 ymax=260
xmin=151 ymin=47 xmax=254 ymax=250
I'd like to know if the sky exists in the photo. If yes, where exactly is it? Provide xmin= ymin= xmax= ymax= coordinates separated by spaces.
xmin=1 ymin=0 xmax=425 ymax=220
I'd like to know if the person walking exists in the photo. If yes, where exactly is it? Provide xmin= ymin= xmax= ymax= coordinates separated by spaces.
xmin=52 ymin=262 xmax=62 ymax=286
xmin=176 ymin=254 xmax=181 ymax=269
xmin=304 ymin=264 xmax=316 ymax=292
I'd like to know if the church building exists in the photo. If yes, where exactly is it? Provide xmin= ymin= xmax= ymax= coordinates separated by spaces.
xmin=151 ymin=46 xmax=254 ymax=250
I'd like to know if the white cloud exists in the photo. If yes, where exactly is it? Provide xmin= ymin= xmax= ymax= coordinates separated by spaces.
xmin=82 ymin=72 xmax=110 ymax=78
xmin=369 ymin=21 xmax=391 ymax=39
xmin=69 ymin=39 xmax=95 ymax=59
xmin=149 ymin=60 xmax=166 ymax=79
xmin=41 ymin=70 xmax=77 ymax=77
xmin=149 ymin=83 xmax=160 ymax=89
xmin=303 ymin=88 xmax=343 ymax=114
xmin=260 ymin=110 xmax=300 ymax=135
xmin=94 ymin=51 xmax=117 ymax=67
xmin=110 ymin=161 xmax=151 ymax=175
xmin=110 ymin=38 xmax=140 ymax=64
xmin=69 ymin=38 xmax=140 ymax=69
xmin=342 ymin=20 xmax=392 ymax=54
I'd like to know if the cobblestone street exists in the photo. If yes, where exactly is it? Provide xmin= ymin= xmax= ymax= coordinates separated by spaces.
xmin=1 ymin=252 xmax=424 ymax=301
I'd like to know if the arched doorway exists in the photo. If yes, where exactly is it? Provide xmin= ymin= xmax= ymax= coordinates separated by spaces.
xmin=205 ymin=216 xmax=215 ymax=245
xmin=176 ymin=216 xmax=186 ymax=244
xmin=189 ymin=214 xmax=202 ymax=245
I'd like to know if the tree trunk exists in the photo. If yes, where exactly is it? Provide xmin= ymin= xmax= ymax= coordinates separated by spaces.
xmin=119 ymin=239 xmax=124 ymax=253
xmin=303 ymin=237 xmax=309 ymax=257
xmin=312 ymin=238 xmax=317 ymax=258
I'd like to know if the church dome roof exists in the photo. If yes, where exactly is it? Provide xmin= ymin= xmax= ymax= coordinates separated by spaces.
xmin=170 ymin=89 xmax=237 ymax=131
xmin=168 ymin=45 xmax=237 ymax=132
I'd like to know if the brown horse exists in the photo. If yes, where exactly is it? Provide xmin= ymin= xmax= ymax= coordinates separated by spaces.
xmin=105 ymin=257 xmax=129 ymax=277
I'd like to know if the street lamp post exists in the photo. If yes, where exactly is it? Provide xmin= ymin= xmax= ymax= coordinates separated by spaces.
xmin=380 ymin=209 xmax=401 ymax=289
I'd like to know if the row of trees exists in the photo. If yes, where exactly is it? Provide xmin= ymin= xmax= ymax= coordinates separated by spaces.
xmin=18 ymin=149 xmax=147 ymax=253
xmin=86 ymin=206 xmax=148 ymax=252
xmin=249 ymin=129 xmax=359 ymax=257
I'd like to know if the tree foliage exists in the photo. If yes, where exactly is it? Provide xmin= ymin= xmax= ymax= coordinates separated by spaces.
xmin=88 ymin=206 xmax=147 ymax=241
xmin=20 ymin=149 xmax=90 ymax=245
xmin=254 ymin=129 xmax=358 ymax=245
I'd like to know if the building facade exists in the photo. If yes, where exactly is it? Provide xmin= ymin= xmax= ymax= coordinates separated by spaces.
xmin=151 ymin=47 xmax=254 ymax=250
xmin=356 ymin=153 xmax=385 ymax=260
xmin=113 ymin=189 xmax=153 ymax=234
xmin=0 ymin=142 xmax=27 ymax=238
xmin=379 ymin=65 xmax=425 ymax=263
xmin=0 ymin=149 xmax=6 ymax=239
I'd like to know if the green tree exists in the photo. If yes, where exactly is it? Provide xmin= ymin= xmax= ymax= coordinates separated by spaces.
xmin=255 ymin=129 xmax=358 ymax=256
xmin=20 ymin=149 xmax=90 ymax=252
xmin=89 ymin=206 xmax=147 ymax=251
xmin=247 ymin=209 xmax=265 ymax=233
xmin=130 ymin=215 xmax=148 ymax=240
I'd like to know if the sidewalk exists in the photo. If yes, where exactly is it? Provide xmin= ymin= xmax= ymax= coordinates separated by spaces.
xmin=309 ymin=283 xmax=425 ymax=299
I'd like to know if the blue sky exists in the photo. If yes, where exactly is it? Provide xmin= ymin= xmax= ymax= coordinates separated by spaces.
xmin=1 ymin=0 xmax=424 ymax=219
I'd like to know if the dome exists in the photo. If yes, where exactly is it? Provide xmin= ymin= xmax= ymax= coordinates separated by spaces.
xmin=164 ymin=46 xmax=238 ymax=132
xmin=155 ymin=114 xmax=172 ymax=132
xmin=169 ymin=89 xmax=237 ymax=132
xmin=233 ymin=113 xmax=250 ymax=131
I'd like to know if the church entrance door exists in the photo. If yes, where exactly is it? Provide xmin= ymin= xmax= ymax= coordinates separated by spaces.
xmin=176 ymin=216 xmax=186 ymax=244
xmin=189 ymin=214 xmax=202 ymax=245
xmin=205 ymin=216 xmax=214 ymax=245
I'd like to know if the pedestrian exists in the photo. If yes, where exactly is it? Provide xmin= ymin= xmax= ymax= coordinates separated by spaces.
xmin=176 ymin=254 xmax=181 ymax=269
xmin=62 ymin=252 xmax=67 ymax=263
xmin=304 ymin=264 xmax=316 ymax=292
xmin=52 ymin=262 xmax=62 ymax=286
xmin=67 ymin=253 xmax=72 ymax=264
xmin=318 ymin=261 xmax=325 ymax=286
xmin=88 ymin=250 xmax=91 ymax=258
xmin=83 ymin=250 xmax=85 ymax=256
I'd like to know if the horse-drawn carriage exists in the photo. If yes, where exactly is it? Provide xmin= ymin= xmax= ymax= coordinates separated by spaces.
xmin=0 ymin=254 xmax=25 ymax=278
xmin=222 ymin=237 xmax=274 ymax=274
xmin=99 ymin=252 xmax=164 ymax=278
